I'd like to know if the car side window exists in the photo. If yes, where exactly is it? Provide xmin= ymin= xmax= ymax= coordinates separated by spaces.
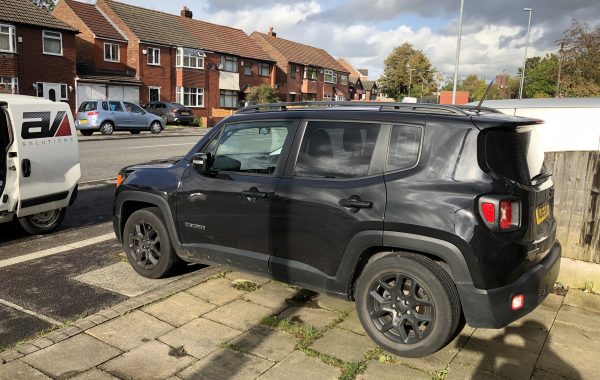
xmin=125 ymin=102 xmax=144 ymax=114
xmin=386 ymin=125 xmax=422 ymax=172
xmin=294 ymin=121 xmax=381 ymax=178
xmin=109 ymin=101 xmax=124 ymax=112
xmin=212 ymin=122 xmax=292 ymax=175
xmin=102 ymin=101 xmax=109 ymax=111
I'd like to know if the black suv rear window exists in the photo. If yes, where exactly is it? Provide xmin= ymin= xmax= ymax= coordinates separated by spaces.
xmin=78 ymin=102 xmax=97 ymax=112
xmin=485 ymin=127 xmax=546 ymax=185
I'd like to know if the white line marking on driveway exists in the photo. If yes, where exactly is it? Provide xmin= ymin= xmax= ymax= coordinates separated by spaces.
xmin=0 ymin=233 xmax=115 ymax=269
xmin=127 ymin=142 xmax=195 ymax=149
xmin=0 ymin=298 xmax=62 ymax=326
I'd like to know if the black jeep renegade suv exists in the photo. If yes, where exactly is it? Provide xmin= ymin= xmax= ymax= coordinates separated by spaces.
xmin=113 ymin=102 xmax=561 ymax=357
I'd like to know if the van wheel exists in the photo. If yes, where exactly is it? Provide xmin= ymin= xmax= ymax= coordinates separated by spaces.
xmin=80 ymin=130 xmax=94 ymax=136
xmin=355 ymin=253 xmax=461 ymax=358
xmin=123 ymin=207 xmax=184 ymax=278
xmin=18 ymin=208 xmax=66 ymax=235
xmin=150 ymin=121 xmax=162 ymax=134
xmin=100 ymin=122 xmax=114 ymax=135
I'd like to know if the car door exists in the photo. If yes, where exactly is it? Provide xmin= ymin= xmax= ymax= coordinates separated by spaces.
xmin=269 ymin=119 xmax=388 ymax=288
xmin=124 ymin=102 xmax=148 ymax=129
xmin=107 ymin=101 xmax=129 ymax=129
xmin=176 ymin=119 xmax=297 ymax=274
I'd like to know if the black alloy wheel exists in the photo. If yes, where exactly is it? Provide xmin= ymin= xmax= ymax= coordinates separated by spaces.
xmin=129 ymin=220 xmax=161 ymax=270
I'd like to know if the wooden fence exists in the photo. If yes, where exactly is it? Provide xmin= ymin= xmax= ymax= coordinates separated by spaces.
xmin=546 ymin=151 xmax=600 ymax=263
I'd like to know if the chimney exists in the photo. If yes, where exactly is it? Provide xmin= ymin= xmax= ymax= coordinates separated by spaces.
xmin=268 ymin=27 xmax=276 ymax=37
xmin=181 ymin=6 xmax=193 ymax=18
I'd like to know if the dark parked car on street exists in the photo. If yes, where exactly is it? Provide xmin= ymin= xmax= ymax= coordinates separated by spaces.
xmin=112 ymin=101 xmax=560 ymax=357
xmin=144 ymin=101 xmax=195 ymax=126
xmin=76 ymin=100 xmax=163 ymax=136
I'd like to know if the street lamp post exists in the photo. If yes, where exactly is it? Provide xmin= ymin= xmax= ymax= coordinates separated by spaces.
xmin=420 ymin=77 xmax=426 ymax=102
xmin=452 ymin=0 xmax=465 ymax=104
xmin=519 ymin=7 xmax=533 ymax=99
xmin=408 ymin=68 xmax=415 ymax=97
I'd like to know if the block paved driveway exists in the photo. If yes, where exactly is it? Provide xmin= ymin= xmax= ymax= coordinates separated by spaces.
xmin=1 ymin=268 xmax=599 ymax=380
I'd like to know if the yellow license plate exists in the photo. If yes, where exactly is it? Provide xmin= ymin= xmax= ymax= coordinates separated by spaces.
xmin=79 ymin=119 xmax=88 ymax=124
xmin=536 ymin=202 xmax=550 ymax=224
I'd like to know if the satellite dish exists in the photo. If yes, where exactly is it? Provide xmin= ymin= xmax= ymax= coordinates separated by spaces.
xmin=217 ymin=63 xmax=223 ymax=70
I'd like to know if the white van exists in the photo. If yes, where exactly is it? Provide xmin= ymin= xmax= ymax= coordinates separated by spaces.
xmin=0 ymin=95 xmax=80 ymax=234
xmin=477 ymin=98 xmax=600 ymax=152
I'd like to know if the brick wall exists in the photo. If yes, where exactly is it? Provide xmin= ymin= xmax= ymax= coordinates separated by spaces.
xmin=0 ymin=54 xmax=17 ymax=77
xmin=96 ymin=0 xmax=140 ymax=74
xmin=138 ymin=43 xmax=174 ymax=105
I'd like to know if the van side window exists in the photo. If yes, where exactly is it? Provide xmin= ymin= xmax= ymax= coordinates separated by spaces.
xmin=294 ymin=121 xmax=381 ymax=179
xmin=386 ymin=125 xmax=422 ymax=172
xmin=102 ymin=101 xmax=109 ymax=111
xmin=109 ymin=101 xmax=124 ymax=112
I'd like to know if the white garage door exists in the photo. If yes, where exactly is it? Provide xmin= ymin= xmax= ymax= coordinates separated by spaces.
xmin=108 ymin=85 xmax=140 ymax=104
xmin=77 ymin=83 xmax=106 ymax=108
xmin=77 ymin=83 xmax=140 ymax=108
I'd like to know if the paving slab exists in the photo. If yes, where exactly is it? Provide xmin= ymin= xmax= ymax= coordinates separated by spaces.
xmin=337 ymin=310 xmax=366 ymax=335
xmin=101 ymin=340 xmax=195 ymax=380
xmin=0 ymin=360 xmax=50 ymax=380
xmin=547 ymin=321 xmax=600 ymax=355
xmin=445 ymin=363 xmax=506 ymax=380
xmin=142 ymin=292 xmax=216 ymax=327
xmin=204 ymin=299 xmax=273 ymax=331
xmin=73 ymin=262 xmax=179 ymax=297
xmin=556 ymin=304 xmax=600 ymax=332
xmin=185 ymin=278 xmax=245 ymax=305
xmin=278 ymin=306 xmax=338 ymax=330
xmin=510 ymin=304 xmax=559 ymax=330
xmin=225 ymin=271 xmax=271 ymax=286
xmin=563 ymin=290 xmax=600 ymax=314
xmin=541 ymin=294 xmax=564 ymax=312
xmin=536 ymin=342 xmax=599 ymax=379
xmin=178 ymin=348 xmax=273 ymax=380
xmin=470 ymin=323 xmax=547 ymax=354
xmin=158 ymin=318 xmax=241 ymax=359
xmin=530 ymin=368 xmax=573 ymax=380
xmin=230 ymin=325 xmax=298 ymax=361
xmin=356 ymin=360 xmax=431 ymax=380
xmin=70 ymin=368 xmax=119 ymax=379
xmin=310 ymin=328 xmax=376 ymax=362
xmin=243 ymin=282 xmax=298 ymax=310
xmin=86 ymin=310 xmax=174 ymax=351
xmin=257 ymin=350 xmax=340 ymax=380
xmin=314 ymin=294 xmax=355 ymax=313
xmin=22 ymin=334 xmax=121 ymax=379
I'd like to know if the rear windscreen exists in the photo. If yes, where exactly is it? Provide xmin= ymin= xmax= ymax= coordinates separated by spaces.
xmin=78 ymin=102 xmax=97 ymax=112
xmin=485 ymin=127 xmax=546 ymax=185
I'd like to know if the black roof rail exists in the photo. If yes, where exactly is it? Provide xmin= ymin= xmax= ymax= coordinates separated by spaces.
xmin=236 ymin=101 xmax=469 ymax=116
xmin=456 ymin=104 xmax=502 ymax=114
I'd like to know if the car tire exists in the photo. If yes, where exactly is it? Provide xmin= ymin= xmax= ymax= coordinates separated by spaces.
xmin=130 ymin=130 xmax=141 ymax=135
xmin=123 ymin=207 xmax=184 ymax=279
xmin=160 ymin=114 xmax=168 ymax=125
xmin=18 ymin=208 xmax=66 ymax=235
xmin=355 ymin=253 xmax=462 ymax=358
xmin=80 ymin=130 xmax=94 ymax=136
xmin=150 ymin=121 xmax=162 ymax=134
xmin=100 ymin=121 xmax=114 ymax=135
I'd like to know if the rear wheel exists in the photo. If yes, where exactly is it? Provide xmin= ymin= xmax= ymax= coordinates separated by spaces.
xmin=123 ymin=207 xmax=183 ymax=278
xmin=18 ymin=208 xmax=66 ymax=235
xmin=355 ymin=253 xmax=461 ymax=358
xmin=160 ymin=114 xmax=168 ymax=125
xmin=80 ymin=130 xmax=94 ymax=136
xmin=150 ymin=121 xmax=162 ymax=134
xmin=100 ymin=121 xmax=114 ymax=135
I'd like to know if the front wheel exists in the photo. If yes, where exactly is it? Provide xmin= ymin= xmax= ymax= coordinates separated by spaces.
xmin=355 ymin=253 xmax=462 ymax=358
xmin=123 ymin=207 xmax=183 ymax=278
xmin=150 ymin=121 xmax=162 ymax=134
xmin=18 ymin=208 xmax=66 ymax=235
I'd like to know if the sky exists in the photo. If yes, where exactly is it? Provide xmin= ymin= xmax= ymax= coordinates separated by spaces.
xmin=80 ymin=0 xmax=600 ymax=82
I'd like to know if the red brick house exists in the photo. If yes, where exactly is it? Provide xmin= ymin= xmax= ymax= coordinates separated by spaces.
xmin=251 ymin=29 xmax=350 ymax=102
xmin=60 ymin=0 xmax=275 ymax=126
xmin=0 ymin=0 xmax=78 ymax=110
xmin=53 ymin=0 xmax=141 ymax=107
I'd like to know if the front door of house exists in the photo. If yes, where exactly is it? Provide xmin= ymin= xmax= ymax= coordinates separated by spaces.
xmin=149 ymin=88 xmax=160 ymax=102
xmin=43 ymin=83 xmax=61 ymax=102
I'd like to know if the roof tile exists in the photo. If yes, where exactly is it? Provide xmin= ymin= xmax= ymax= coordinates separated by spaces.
xmin=64 ymin=0 xmax=125 ymax=41
xmin=0 ymin=0 xmax=78 ymax=32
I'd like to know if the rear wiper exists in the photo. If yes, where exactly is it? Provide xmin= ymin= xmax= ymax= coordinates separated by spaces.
xmin=531 ymin=172 xmax=552 ymax=183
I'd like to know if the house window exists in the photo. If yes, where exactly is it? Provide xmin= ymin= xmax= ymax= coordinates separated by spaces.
xmin=176 ymin=87 xmax=204 ymax=107
xmin=176 ymin=47 xmax=204 ymax=69
xmin=323 ymin=95 xmax=332 ymax=101
xmin=0 ymin=24 xmax=16 ymax=53
xmin=335 ymin=95 xmax=345 ymax=101
xmin=303 ymin=93 xmax=316 ymax=101
xmin=307 ymin=67 xmax=317 ymax=80
xmin=290 ymin=64 xmax=296 ymax=78
xmin=220 ymin=90 xmax=238 ymax=108
xmin=258 ymin=63 xmax=270 ymax=77
xmin=340 ymin=75 xmax=348 ymax=85
xmin=324 ymin=69 xmax=337 ymax=84
xmin=147 ymin=47 xmax=160 ymax=65
xmin=42 ymin=30 xmax=62 ymax=56
xmin=243 ymin=61 xmax=252 ymax=76
xmin=221 ymin=55 xmax=238 ymax=72
xmin=104 ymin=43 xmax=119 ymax=62
xmin=0 ymin=77 xmax=18 ymax=94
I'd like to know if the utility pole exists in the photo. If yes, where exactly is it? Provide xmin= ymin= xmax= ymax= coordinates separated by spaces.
xmin=408 ymin=67 xmax=415 ymax=97
xmin=452 ymin=0 xmax=465 ymax=104
xmin=519 ymin=8 xmax=533 ymax=99
xmin=420 ymin=77 xmax=426 ymax=102
xmin=556 ymin=42 xmax=563 ymax=97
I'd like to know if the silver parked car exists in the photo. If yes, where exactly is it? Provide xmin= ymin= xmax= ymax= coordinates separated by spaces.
xmin=76 ymin=100 xmax=164 ymax=136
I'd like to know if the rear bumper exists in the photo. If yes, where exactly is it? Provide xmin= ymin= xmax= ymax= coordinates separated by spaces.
xmin=173 ymin=115 xmax=194 ymax=123
xmin=458 ymin=241 xmax=561 ymax=328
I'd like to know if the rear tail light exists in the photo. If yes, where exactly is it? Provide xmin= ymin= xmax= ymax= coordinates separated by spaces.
xmin=511 ymin=294 xmax=524 ymax=310
xmin=87 ymin=111 xmax=99 ymax=117
xmin=172 ymin=109 xmax=178 ymax=113
xmin=479 ymin=196 xmax=521 ymax=231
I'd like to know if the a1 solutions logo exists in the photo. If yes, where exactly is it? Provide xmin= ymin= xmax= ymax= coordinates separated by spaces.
xmin=21 ymin=111 xmax=74 ymax=145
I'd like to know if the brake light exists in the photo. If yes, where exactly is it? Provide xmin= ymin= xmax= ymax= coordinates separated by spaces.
xmin=499 ymin=200 xmax=520 ymax=230
xmin=172 ymin=109 xmax=178 ymax=113
xmin=479 ymin=196 xmax=521 ymax=231
xmin=511 ymin=294 xmax=524 ymax=310
xmin=88 ymin=111 xmax=99 ymax=117
xmin=481 ymin=203 xmax=495 ymax=223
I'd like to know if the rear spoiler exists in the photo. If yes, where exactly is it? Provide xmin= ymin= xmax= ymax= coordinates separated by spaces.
xmin=470 ymin=113 xmax=544 ymax=130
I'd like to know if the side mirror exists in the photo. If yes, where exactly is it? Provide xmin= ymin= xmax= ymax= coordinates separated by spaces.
xmin=192 ymin=152 xmax=212 ymax=173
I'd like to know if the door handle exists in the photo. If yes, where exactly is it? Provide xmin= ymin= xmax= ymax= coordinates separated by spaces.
xmin=241 ymin=189 xmax=269 ymax=199
xmin=339 ymin=196 xmax=373 ymax=210
xmin=22 ymin=159 xmax=31 ymax=177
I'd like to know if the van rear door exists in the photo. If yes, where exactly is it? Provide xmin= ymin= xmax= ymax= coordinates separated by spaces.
xmin=6 ymin=100 xmax=80 ymax=217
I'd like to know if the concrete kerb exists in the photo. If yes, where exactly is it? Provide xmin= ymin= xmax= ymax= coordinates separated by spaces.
xmin=0 ymin=266 xmax=225 ymax=364
xmin=77 ymin=127 xmax=209 ymax=143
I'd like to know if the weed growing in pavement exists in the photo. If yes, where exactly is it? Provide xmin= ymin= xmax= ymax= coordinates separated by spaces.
xmin=260 ymin=316 xmax=321 ymax=348
xmin=232 ymin=280 xmax=260 ymax=292
xmin=212 ymin=271 xmax=228 ymax=279
xmin=432 ymin=366 xmax=449 ymax=380
xmin=340 ymin=361 xmax=367 ymax=380
xmin=285 ymin=289 xmax=317 ymax=307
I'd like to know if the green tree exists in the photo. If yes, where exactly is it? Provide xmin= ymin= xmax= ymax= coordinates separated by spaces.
xmin=523 ymin=55 xmax=559 ymax=98
xmin=245 ymin=84 xmax=279 ymax=105
xmin=459 ymin=74 xmax=487 ymax=101
xmin=557 ymin=20 xmax=600 ymax=97
xmin=379 ymin=43 xmax=434 ymax=101
xmin=32 ymin=0 xmax=55 ymax=11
